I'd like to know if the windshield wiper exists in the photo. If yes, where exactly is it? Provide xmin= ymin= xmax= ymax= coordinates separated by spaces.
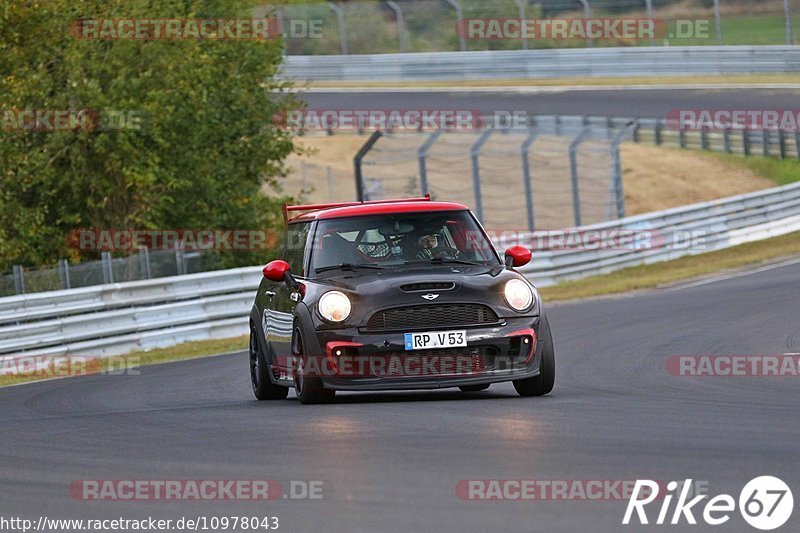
xmin=428 ymin=258 xmax=484 ymax=266
xmin=315 ymin=263 xmax=384 ymax=274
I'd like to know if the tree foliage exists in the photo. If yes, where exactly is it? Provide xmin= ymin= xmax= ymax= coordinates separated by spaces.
xmin=0 ymin=0 xmax=298 ymax=270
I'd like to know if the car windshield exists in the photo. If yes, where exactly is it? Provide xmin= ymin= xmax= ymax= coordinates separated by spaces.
xmin=311 ymin=210 xmax=500 ymax=272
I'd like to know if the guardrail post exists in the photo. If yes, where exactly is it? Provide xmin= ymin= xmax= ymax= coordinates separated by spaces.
xmin=327 ymin=3 xmax=348 ymax=55
xmin=569 ymin=128 xmax=591 ymax=226
xmin=555 ymin=115 xmax=562 ymax=136
xmin=520 ymin=129 xmax=539 ymax=231
xmin=12 ymin=265 xmax=24 ymax=295
xmin=417 ymin=131 xmax=442 ymax=196
xmin=58 ymin=259 xmax=71 ymax=289
xmin=655 ymin=119 xmax=663 ymax=145
xmin=446 ymin=0 xmax=466 ymax=51
xmin=679 ymin=126 xmax=686 ymax=149
xmin=139 ymin=246 xmax=151 ymax=279
xmin=779 ymin=130 xmax=787 ymax=159
xmin=101 ymin=252 xmax=114 ymax=284
xmin=700 ymin=126 xmax=709 ymax=150
xmin=470 ymin=130 xmax=493 ymax=222
xmin=385 ymin=1 xmax=407 ymax=53
xmin=723 ymin=127 xmax=731 ymax=153
xmin=762 ymin=129 xmax=770 ymax=157
xmin=632 ymin=121 xmax=640 ymax=143
xmin=354 ymin=130 xmax=383 ymax=201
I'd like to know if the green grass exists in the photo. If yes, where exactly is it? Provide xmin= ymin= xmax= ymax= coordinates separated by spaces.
xmin=719 ymin=155 xmax=800 ymax=186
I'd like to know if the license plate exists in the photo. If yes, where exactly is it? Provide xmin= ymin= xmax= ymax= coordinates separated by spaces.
xmin=404 ymin=330 xmax=467 ymax=351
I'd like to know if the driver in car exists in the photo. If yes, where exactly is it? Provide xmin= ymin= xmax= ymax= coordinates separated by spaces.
xmin=415 ymin=232 xmax=458 ymax=260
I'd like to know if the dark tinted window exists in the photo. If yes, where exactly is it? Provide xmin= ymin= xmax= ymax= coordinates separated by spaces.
xmin=284 ymin=222 xmax=311 ymax=275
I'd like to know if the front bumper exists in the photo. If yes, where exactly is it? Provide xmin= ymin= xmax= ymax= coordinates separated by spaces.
xmin=310 ymin=317 xmax=543 ymax=391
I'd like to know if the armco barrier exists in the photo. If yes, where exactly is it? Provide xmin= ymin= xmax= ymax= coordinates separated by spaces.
xmin=281 ymin=46 xmax=800 ymax=81
xmin=1 ymin=181 xmax=799 ymax=359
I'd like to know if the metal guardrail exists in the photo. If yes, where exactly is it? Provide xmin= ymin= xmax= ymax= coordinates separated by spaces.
xmin=1 ymin=181 xmax=799 ymax=359
xmin=281 ymin=46 xmax=800 ymax=81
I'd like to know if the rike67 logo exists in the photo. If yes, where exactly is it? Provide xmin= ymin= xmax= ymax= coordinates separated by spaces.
xmin=623 ymin=477 xmax=793 ymax=530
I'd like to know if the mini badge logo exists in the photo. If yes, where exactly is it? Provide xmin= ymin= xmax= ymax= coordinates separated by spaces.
xmin=421 ymin=293 xmax=439 ymax=301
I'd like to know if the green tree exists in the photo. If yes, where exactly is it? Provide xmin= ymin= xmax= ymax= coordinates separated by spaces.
xmin=0 ymin=0 xmax=299 ymax=270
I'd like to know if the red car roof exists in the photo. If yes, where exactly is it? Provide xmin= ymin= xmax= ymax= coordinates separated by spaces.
xmin=289 ymin=201 xmax=469 ymax=222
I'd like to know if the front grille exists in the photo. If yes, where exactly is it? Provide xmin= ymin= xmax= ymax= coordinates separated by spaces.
xmin=365 ymin=304 xmax=500 ymax=331
xmin=400 ymin=282 xmax=455 ymax=292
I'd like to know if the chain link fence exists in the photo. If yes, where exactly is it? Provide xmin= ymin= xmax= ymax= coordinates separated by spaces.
xmin=0 ymin=249 xmax=229 ymax=298
xmin=268 ymin=0 xmax=800 ymax=55
xmin=355 ymin=116 xmax=635 ymax=230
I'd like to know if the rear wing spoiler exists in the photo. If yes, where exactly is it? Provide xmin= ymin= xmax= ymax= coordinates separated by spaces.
xmin=283 ymin=195 xmax=431 ymax=224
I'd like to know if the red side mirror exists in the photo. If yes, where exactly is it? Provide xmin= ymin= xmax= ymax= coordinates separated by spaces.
xmin=505 ymin=245 xmax=532 ymax=268
xmin=263 ymin=260 xmax=291 ymax=282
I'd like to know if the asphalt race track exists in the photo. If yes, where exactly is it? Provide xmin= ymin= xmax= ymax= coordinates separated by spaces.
xmin=304 ymin=87 xmax=800 ymax=119
xmin=2 ymin=259 xmax=799 ymax=532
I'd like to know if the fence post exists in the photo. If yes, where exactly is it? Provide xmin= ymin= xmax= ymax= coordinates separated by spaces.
xmin=520 ymin=129 xmax=539 ymax=231
xmin=610 ymin=122 xmax=636 ymax=220
xmin=513 ymin=0 xmax=528 ymax=50
xmin=700 ymin=126 xmax=709 ymax=150
xmin=385 ymin=1 xmax=407 ymax=53
xmin=795 ymin=131 xmax=800 ymax=159
xmin=655 ymin=119 xmax=663 ymax=145
xmin=679 ymin=126 xmax=686 ymax=149
xmin=175 ymin=249 xmax=186 ymax=276
xmin=713 ymin=0 xmax=722 ymax=44
xmin=579 ymin=0 xmax=593 ymax=47
xmin=645 ymin=0 xmax=654 ymax=45
xmin=140 ymin=246 xmax=151 ymax=279
xmin=101 ymin=252 xmax=114 ymax=284
xmin=417 ymin=131 xmax=442 ymax=196
xmin=12 ymin=265 xmax=25 ymax=295
xmin=779 ymin=130 xmax=787 ymax=159
xmin=327 ymin=2 xmax=348 ymax=55
xmin=762 ymin=129 xmax=770 ymax=157
xmin=59 ymin=259 xmax=71 ymax=289
xmin=569 ymin=128 xmax=591 ymax=227
xmin=743 ymin=129 xmax=751 ymax=156
xmin=354 ymin=130 xmax=383 ymax=201
xmin=723 ymin=127 xmax=731 ymax=153
xmin=446 ymin=0 xmax=466 ymax=51
xmin=470 ymin=130 xmax=493 ymax=223
xmin=785 ymin=0 xmax=794 ymax=45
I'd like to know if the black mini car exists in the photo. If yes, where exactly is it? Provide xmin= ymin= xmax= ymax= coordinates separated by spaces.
xmin=249 ymin=196 xmax=555 ymax=404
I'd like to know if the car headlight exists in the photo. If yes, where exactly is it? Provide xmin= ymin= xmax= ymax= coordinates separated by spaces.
xmin=318 ymin=291 xmax=352 ymax=322
xmin=504 ymin=279 xmax=534 ymax=312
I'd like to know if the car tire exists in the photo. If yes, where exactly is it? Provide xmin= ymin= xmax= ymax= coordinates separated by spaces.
xmin=513 ymin=314 xmax=555 ymax=397
xmin=250 ymin=325 xmax=289 ymax=401
xmin=459 ymin=384 xmax=490 ymax=392
xmin=293 ymin=326 xmax=335 ymax=405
